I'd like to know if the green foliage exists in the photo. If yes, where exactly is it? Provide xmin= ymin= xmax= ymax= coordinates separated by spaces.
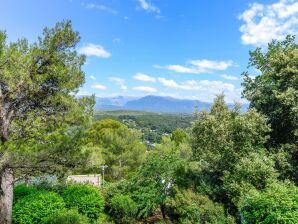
xmin=62 ymin=184 xmax=105 ymax=222
xmin=109 ymin=194 xmax=138 ymax=223
xmin=0 ymin=21 xmax=93 ymax=224
xmin=93 ymin=110 xmax=193 ymax=143
xmin=191 ymin=95 xmax=270 ymax=206
xmin=13 ymin=184 xmax=38 ymax=203
xmin=192 ymin=95 xmax=270 ymax=163
xmin=0 ymin=20 xmax=91 ymax=144
xmin=128 ymin=152 xmax=186 ymax=219
xmin=13 ymin=191 xmax=65 ymax=224
xmin=33 ymin=127 xmax=91 ymax=177
xmin=240 ymin=182 xmax=298 ymax=224
xmin=242 ymin=35 xmax=298 ymax=146
xmin=171 ymin=128 xmax=188 ymax=145
xmin=242 ymin=35 xmax=298 ymax=185
xmin=87 ymin=119 xmax=146 ymax=181
xmin=223 ymin=152 xmax=278 ymax=206
xmin=34 ymin=180 xmax=67 ymax=195
xmin=44 ymin=209 xmax=89 ymax=224
xmin=273 ymin=143 xmax=298 ymax=183
xmin=168 ymin=188 xmax=235 ymax=224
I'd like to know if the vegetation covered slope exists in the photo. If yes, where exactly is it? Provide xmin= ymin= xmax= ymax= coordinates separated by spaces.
xmin=94 ymin=110 xmax=194 ymax=143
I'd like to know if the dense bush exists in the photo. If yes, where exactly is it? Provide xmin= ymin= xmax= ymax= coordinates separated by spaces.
xmin=168 ymin=189 xmax=235 ymax=224
xmin=13 ymin=184 xmax=38 ymax=203
xmin=13 ymin=191 xmax=65 ymax=224
xmin=35 ymin=180 xmax=67 ymax=195
xmin=109 ymin=194 xmax=138 ymax=223
xmin=62 ymin=184 xmax=105 ymax=222
xmin=240 ymin=182 xmax=298 ymax=224
xmin=223 ymin=152 xmax=278 ymax=206
xmin=44 ymin=209 xmax=89 ymax=224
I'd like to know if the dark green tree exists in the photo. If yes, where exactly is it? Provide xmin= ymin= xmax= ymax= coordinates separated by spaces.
xmin=0 ymin=21 xmax=93 ymax=223
xmin=242 ymin=35 xmax=297 ymax=146
xmin=109 ymin=194 xmax=138 ymax=223
xmin=191 ymin=95 xmax=271 ymax=215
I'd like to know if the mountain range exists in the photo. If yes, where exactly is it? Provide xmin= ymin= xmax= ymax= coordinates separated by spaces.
xmin=92 ymin=95 xmax=249 ymax=113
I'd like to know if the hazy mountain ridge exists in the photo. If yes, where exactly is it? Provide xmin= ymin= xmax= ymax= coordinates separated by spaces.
xmin=93 ymin=95 xmax=249 ymax=113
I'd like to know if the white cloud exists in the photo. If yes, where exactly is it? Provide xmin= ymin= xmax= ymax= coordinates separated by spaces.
xmin=239 ymin=0 xmax=298 ymax=46
xmin=157 ymin=77 xmax=179 ymax=88
xmin=91 ymin=84 xmax=107 ymax=90
xmin=138 ymin=0 xmax=160 ymax=13
xmin=189 ymin=60 xmax=235 ymax=71
xmin=134 ymin=73 xmax=156 ymax=82
xmin=156 ymin=59 xmax=236 ymax=74
xmin=133 ymin=86 xmax=157 ymax=93
xmin=90 ymin=75 xmax=96 ymax=80
xmin=79 ymin=44 xmax=111 ymax=58
xmin=220 ymin=74 xmax=239 ymax=80
xmin=163 ymin=65 xmax=200 ymax=74
xmin=85 ymin=3 xmax=118 ymax=14
xmin=109 ymin=77 xmax=128 ymax=90
xmin=156 ymin=77 xmax=245 ymax=103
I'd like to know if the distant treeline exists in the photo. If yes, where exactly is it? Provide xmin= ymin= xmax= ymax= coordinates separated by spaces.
xmin=94 ymin=110 xmax=194 ymax=143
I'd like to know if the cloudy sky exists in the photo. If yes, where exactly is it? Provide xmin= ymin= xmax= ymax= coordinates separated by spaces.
xmin=1 ymin=0 xmax=297 ymax=103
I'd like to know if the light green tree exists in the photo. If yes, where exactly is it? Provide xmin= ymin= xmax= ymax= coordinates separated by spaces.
xmin=87 ymin=119 xmax=146 ymax=181
xmin=127 ymin=152 xmax=185 ymax=221
xmin=240 ymin=181 xmax=298 ymax=224
xmin=222 ymin=151 xmax=278 ymax=207
xmin=171 ymin=128 xmax=188 ymax=145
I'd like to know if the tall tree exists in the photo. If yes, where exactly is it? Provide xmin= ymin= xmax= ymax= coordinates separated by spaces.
xmin=191 ymin=95 xmax=271 ymax=215
xmin=0 ymin=21 xmax=92 ymax=223
xmin=242 ymin=35 xmax=298 ymax=146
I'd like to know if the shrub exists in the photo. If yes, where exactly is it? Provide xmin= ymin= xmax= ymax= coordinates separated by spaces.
xmin=13 ymin=184 xmax=38 ymax=203
xmin=240 ymin=182 xmax=298 ymax=224
xmin=13 ymin=191 xmax=65 ymax=224
xmin=110 ymin=194 xmax=138 ymax=223
xmin=168 ymin=189 xmax=235 ymax=224
xmin=62 ymin=183 xmax=105 ymax=222
xmin=44 ymin=209 xmax=89 ymax=224
xmin=223 ymin=152 xmax=278 ymax=207
xmin=35 ymin=180 xmax=67 ymax=195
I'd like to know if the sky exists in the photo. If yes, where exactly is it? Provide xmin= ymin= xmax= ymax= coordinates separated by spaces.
xmin=0 ymin=0 xmax=297 ymax=103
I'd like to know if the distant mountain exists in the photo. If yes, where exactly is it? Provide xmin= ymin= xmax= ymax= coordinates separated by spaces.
xmin=93 ymin=95 xmax=249 ymax=113
xmin=94 ymin=96 xmax=139 ymax=109
xmin=124 ymin=95 xmax=211 ymax=113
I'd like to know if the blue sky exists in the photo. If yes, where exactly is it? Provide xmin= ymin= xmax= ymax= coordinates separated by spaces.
xmin=1 ymin=0 xmax=297 ymax=103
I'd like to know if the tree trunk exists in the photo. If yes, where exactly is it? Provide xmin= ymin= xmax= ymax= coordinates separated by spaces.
xmin=0 ymin=168 xmax=13 ymax=224
xmin=160 ymin=204 xmax=168 ymax=223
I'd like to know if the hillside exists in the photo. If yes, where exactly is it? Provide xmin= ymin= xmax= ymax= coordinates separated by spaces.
xmin=94 ymin=110 xmax=194 ymax=143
